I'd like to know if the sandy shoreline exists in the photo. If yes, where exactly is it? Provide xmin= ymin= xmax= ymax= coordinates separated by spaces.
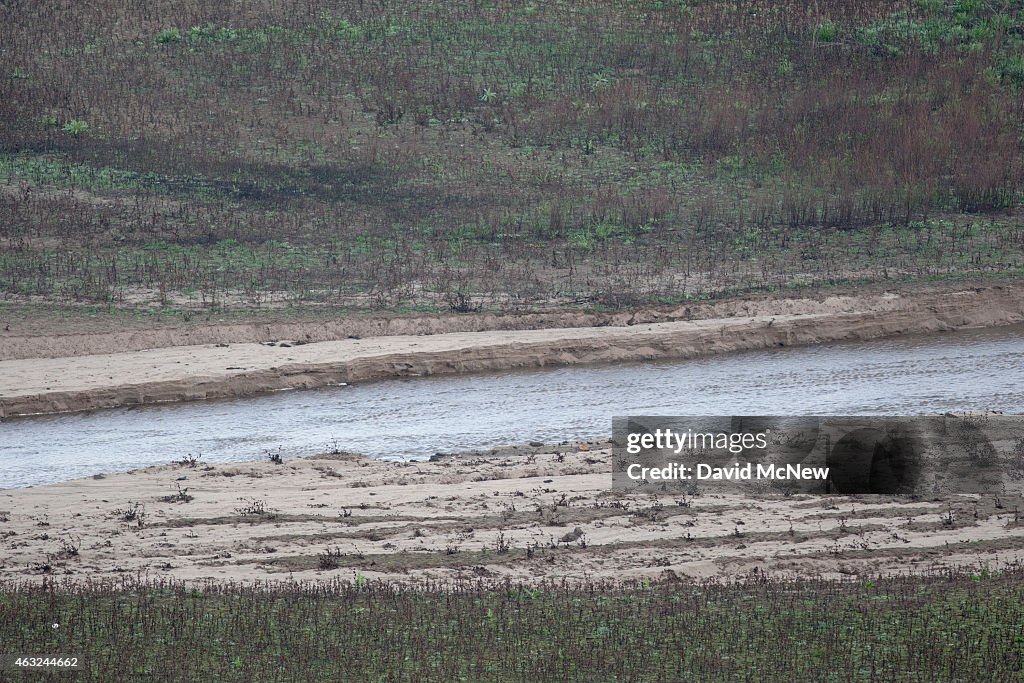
xmin=1 ymin=445 xmax=1021 ymax=585
xmin=2 ymin=283 xmax=1024 ymax=417
xmin=2 ymin=283 xmax=1024 ymax=585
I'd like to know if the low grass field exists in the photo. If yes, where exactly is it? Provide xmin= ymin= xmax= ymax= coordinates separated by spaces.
xmin=1 ymin=569 xmax=1022 ymax=681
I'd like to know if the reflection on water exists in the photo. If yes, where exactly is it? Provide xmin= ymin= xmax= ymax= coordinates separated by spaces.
xmin=1 ymin=324 xmax=1022 ymax=488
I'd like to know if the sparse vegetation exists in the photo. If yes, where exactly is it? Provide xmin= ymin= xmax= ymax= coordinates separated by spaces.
xmin=175 ymin=454 xmax=202 ymax=468
xmin=159 ymin=483 xmax=194 ymax=504
xmin=0 ymin=570 xmax=1022 ymax=681
xmin=264 ymin=446 xmax=284 ymax=465
xmin=234 ymin=497 xmax=272 ymax=517
xmin=112 ymin=502 xmax=145 ymax=528
xmin=59 ymin=119 xmax=88 ymax=137
xmin=0 ymin=1 xmax=1021 ymax=313
xmin=316 ymin=547 xmax=343 ymax=570
xmin=55 ymin=535 xmax=80 ymax=559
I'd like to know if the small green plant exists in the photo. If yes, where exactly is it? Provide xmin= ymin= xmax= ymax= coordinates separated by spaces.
xmin=188 ymin=24 xmax=214 ymax=42
xmin=61 ymin=120 xmax=89 ymax=136
xmin=214 ymin=27 xmax=238 ymax=43
xmin=154 ymin=28 xmax=181 ymax=44
xmin=336 ymin=19 xmax=363 ymax=40
xmin=156 ymin=27 xmax=182 ymax=44
xmin=815 ymin=21 xmax=838 ymax=43
xmin=998 ymin=55 xmax=1024 ymax=89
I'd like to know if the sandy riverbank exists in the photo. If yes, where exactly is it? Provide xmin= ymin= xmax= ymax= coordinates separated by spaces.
xmin=0 ymin=280 xmax=1012 ymax=362
xmin=2 ymin=283 xmax=1024 ymax=417
xmin=1 ymin=445 xmax=1021 ymax=585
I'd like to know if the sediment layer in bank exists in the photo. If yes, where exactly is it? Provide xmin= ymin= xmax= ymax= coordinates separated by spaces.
xmin=1 ymin=284 xmax=1022 ymax=417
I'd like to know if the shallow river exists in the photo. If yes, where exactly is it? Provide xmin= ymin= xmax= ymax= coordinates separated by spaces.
xmin=2 ymin=324 xmax=1023 ymax=488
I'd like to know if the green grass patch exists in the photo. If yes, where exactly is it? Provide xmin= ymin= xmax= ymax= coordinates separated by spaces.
xmin=0 ymin=570 xmax=1022 ymax=681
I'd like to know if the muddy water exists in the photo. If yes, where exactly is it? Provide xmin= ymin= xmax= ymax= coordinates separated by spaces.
xmin=2 ymin=324 xmax=1023 ymax=488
